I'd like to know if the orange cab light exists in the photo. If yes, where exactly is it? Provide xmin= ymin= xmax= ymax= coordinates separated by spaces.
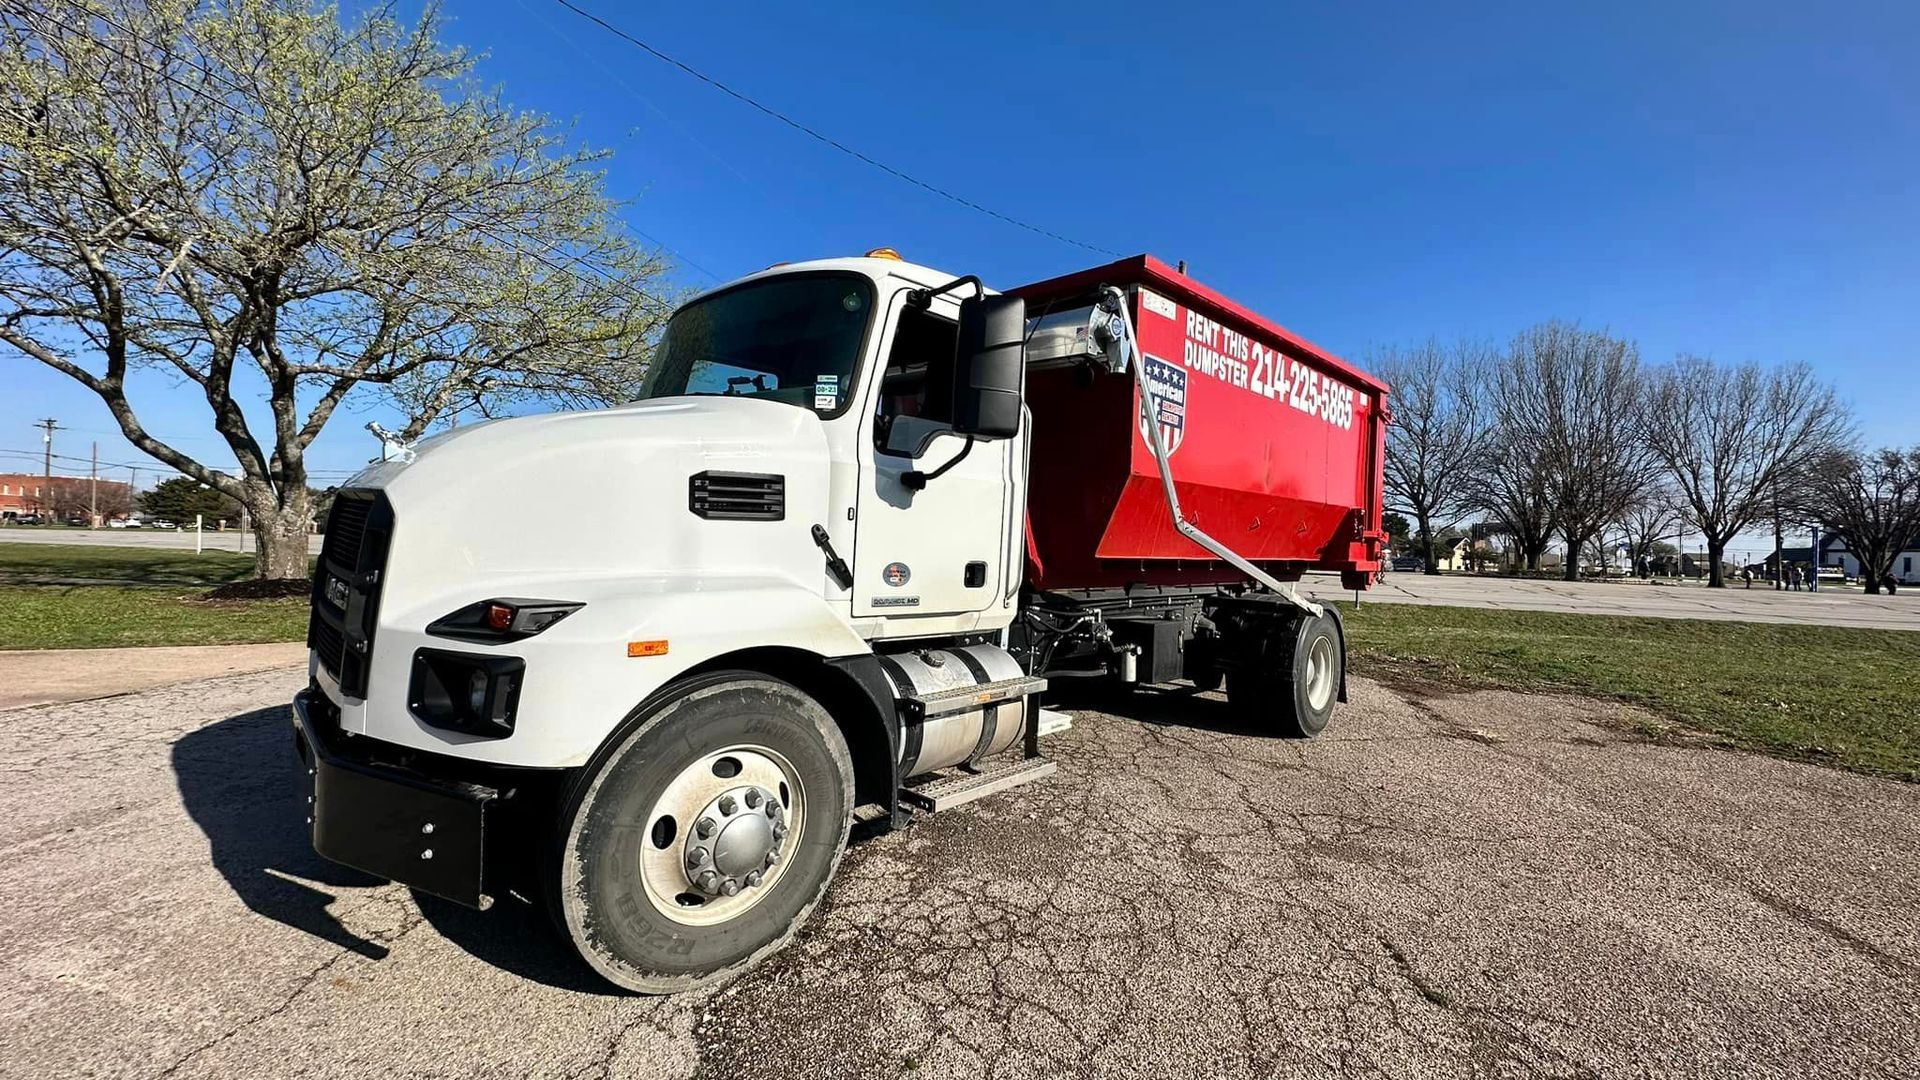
xmin=864 ymin=247 xmax=903 ymax=260
xmin=626 ymin=640 xmax=670 ymax=658
xmin=485 ymin=604 xmax=515 ymax=632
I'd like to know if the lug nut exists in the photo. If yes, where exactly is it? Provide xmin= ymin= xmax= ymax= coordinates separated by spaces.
xmin=745 ymin=871 xmax=763 ymax=887
xmin=772 ymin=821 xmax=787 ymax=839
xmin=766 ymin=850 xmax=780 ymax=866
xmin=420 ymin=849 xmax=434 ymax=860
xmin=421 ymin=823 xmax=435 ymax=835
xmin=687 ymin=847 xmax=708 ymax=867
xmin=698 ymin=870 xmax=719 ymax=892
xmin=745 ymin=789 xmax=762 ymax=808
xmin=765 ymin=802 xmax=779 ymax=818
xmin=721 ymin=878 xmax=741 ymax=896
xmin=696 ymin=817 xmax=717 ymax=838
xmin=718 ymin=795 xmax=737 ymax=815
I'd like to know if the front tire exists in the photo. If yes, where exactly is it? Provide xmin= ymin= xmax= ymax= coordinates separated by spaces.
xmin=556 ymin=674 xmax=854 ymax=993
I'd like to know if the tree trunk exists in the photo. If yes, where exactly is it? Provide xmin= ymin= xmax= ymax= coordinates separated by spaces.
xmin=1524 ymin=546 xmax=1541 ymax=571
xmin=1706 ymin=538 xmax=1726 ymax=588
xmin=1417 ymin=513 xmax=1439 ymax=575
xmin=1563 ymin=538 xmax=1582 ymax=581
xmin=249 ymin=488 xmax=312 ymax=580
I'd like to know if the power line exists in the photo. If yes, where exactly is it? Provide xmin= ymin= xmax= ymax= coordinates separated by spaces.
xmin=550 ymin=0 xmax=1121 ymax=257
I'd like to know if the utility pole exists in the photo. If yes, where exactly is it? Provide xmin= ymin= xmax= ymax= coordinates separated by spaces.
xmin=90 ymin=442 xmax=98 ymax=525
xmin=33 ymin=418 xmax=61 ymax=515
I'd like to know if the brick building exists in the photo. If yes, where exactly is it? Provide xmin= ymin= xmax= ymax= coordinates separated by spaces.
xmin=0 ymin=472 xmax=134 ymax=522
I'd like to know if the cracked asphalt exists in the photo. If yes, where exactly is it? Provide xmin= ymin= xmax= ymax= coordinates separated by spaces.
xmin=4 ymin=667 xmax=1918 ymax=1079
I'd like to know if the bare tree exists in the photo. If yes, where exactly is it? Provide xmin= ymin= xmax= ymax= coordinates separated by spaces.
xmin=1377 ymin=339 xmax=1492 ymax=574
xmin=0 ymin=0 xmax=669 ymax=578
xmin=1617 ymin=488 xmax=1680 ymax=575
xmin=46 ymin=475 xmax=133 ymax=521
xmin=1793 ymin=446 xmax=1920 ymax=594
xmin=1475 ymin=425 xmax=1559 ymax=572
xmin=1497 ymin=321 xmax=1653 ymax=580
xmin=1640 ymin=357 xmax=1851 ymax=587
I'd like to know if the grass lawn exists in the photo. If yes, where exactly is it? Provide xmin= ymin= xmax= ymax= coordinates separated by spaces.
xmin=1339 ymin=602 xmax=1920 ymax=781
xmin=0 ymin=542 xmax=264 ymax=586
xmin=0 ymin=542 xmax=310 ymax=649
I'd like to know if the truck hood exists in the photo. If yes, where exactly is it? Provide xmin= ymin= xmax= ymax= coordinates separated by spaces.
xmin=347 ymin=396 xmax=835 ymax=615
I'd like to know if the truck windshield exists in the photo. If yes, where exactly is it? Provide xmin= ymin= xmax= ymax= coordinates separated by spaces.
xmin=637 ymin=273 xmax=873 ymax=415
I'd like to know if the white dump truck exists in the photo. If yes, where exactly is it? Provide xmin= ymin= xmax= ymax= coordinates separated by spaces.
xmin=294 ymin=250 xmax=1390 ymax=992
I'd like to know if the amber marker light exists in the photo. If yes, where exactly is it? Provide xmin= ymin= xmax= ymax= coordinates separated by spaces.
xmin=627 ymin=640 xmax=669 ymax=657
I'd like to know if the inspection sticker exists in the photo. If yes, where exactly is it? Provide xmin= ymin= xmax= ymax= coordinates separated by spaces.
xmin=813 ymin=374 xmax=840 ymax=410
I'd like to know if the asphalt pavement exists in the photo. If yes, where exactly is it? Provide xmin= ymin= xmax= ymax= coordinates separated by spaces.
xmin=4 ymin=666 xmax=1916 ymax=1079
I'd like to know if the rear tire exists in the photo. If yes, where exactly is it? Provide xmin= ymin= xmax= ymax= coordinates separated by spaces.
xmin=556 ymin=674 xmax=854 ymax=993
xmin=1226 ymin=611 xmax=1342 ymax=738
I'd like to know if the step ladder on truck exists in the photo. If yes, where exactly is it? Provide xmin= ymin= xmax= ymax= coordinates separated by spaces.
xmin=291 ymin=250 xmax=1390 ymax=992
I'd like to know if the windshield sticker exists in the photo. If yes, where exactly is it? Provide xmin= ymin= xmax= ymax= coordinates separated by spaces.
xmin=813 ymin=374 xmax=840 ymax=410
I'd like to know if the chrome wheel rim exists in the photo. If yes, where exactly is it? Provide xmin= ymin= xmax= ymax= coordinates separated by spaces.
xmin=638 ymin=743 xmax=805 ymax=927
xmin=1305 ymin=634 xmax=1336 ymax=712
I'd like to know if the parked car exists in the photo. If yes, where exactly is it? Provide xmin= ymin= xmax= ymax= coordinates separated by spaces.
xmin=1391 ymin=556 xmax=1422 ymax=572
xmin=1817 ymin=566 xmax=1847 ymax=585
xmin=11 ymin=513 xmax=45 ymax=525
xmin=151 ymin=518 xmax=178 ymax=530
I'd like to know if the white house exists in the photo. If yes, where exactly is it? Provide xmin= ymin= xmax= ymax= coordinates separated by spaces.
xmin=1820 ymin=535 xmax=1920 ymax=585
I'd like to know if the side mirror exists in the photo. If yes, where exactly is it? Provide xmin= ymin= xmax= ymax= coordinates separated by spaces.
xmin=951 ymin=294 xmax=1026 ymax=440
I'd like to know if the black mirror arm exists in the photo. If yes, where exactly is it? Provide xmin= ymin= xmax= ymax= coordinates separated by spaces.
xmin=900 ymin=435 xmax=974 ymax=491
xmin=906 ymin=275 xmax=984 ymax=310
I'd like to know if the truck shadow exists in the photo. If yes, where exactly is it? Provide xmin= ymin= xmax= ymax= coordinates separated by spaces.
xmin=171 ymin=706 xmax=614 ymax=994
xmin=1044 ymin=681 xmax=1271 ymax=736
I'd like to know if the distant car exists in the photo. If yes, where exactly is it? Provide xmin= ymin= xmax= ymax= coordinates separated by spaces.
xmin=11 ymin=513 xmax=45 ymax=526
xmin=1390 ymin=556 xmax=1421 ymax=572
xmin=151 ymin=519 xmax=178 ymax=529
xmin=65 ymin=516 xmax=90 ymax=527
xmin=1816 ymin=566 xmax=1846 ymax=585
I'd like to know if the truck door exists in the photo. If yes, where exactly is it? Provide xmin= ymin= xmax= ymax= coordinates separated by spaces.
xmin=852 ymin=296 xmax=1014 ymax=621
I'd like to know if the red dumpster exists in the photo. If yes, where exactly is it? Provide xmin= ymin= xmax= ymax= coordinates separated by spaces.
xmin=1012 ymin=255 xmax=1389 ymax=592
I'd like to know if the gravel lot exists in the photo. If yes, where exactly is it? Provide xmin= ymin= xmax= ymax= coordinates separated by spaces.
xmin=4 ymin=666 xmax=1918 ymax=1079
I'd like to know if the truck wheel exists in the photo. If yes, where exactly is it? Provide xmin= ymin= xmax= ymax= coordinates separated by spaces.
xmin=556 ymin=674 xmax=854 ymax=993
xmin=1227 ymin=612 xmax=1342 ymax=737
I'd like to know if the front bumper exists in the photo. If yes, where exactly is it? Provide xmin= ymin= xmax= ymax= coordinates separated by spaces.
xmin=292 ymin=687 xmax=497 ymax=908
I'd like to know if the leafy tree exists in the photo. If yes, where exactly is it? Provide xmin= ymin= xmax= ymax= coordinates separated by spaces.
xmin=1382 ymin=511 xmax=1410 ymax=553
xmin=0 ymin=0 xmax=669 ymax=578
xmin=141 ymin=476 xmax=239 ymax=524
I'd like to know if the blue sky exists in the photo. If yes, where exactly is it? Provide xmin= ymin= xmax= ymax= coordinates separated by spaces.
xmin=3 ymin=0 xmax=1916 ymax=493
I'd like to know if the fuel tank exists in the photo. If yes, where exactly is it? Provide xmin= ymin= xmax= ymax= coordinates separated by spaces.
xmin=877 ymin=644 xmax=1028 ymax=778
xmin=1011 ymin=256 xmax=1390 ymax=591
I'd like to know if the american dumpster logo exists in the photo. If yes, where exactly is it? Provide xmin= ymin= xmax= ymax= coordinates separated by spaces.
xmin=1140 ymin=353 xmax=1187 ymax=457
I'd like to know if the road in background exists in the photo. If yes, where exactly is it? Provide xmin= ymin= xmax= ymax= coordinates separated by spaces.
xmin=0 ymin=527 xmax=324 ymax=555
xmin=1307 ymin=571 xmax=1920 ymax=632
xmin=4 ymin=668 xmax=1917 ymax=1079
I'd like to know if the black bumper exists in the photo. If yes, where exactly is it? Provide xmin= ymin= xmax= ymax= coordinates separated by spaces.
xmin=292 ymin=688 xmax=497 ymax=908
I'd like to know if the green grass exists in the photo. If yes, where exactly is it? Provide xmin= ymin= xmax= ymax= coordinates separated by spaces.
xmin=0 ymin=542 xmax=313 ymax=649
xmin=0 ymin=542 xmax=266 ymax=586
xmin=0 ymin=585 xmax=307 ymax=649
xmin=1338 ymin=602 xmax=1920 ymax=780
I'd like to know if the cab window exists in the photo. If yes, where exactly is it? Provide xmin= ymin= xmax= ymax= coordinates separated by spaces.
xmin=875 ymin=304 xmax=959 ymax=454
